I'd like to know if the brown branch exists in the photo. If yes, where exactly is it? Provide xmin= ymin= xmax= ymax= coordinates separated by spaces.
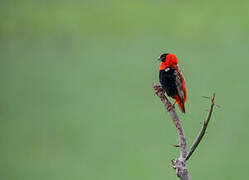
xmin=153 ymin=83 xmax=190 ymax=180
xmin=185 ymin=93 xmax=216 ymax=161
xmin=153 ymin=83 xmax=216 ymax=180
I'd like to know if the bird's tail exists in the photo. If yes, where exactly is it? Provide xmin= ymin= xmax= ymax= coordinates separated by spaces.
xmin=175 ymin=95 xmax=185 ymax=114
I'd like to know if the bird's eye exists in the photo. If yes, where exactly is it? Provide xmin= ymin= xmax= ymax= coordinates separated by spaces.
xmin=161 ymin=56 xmax=166 ymax=62
xmin=160 ymin=53 xmax=168 ymax=62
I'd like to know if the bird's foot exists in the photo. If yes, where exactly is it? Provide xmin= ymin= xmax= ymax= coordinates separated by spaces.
xmin=172 ymin=101 xmax=176 ymax=107
xmin=166 ymin=103 xmax=175 ymax=112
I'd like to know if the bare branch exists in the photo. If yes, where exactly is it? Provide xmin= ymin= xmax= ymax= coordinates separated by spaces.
xmin=153 ymin=82 xmax=216 ymax=179
xmin=185 ymin=93 xmax=216 ymax=161
xmin=153 ymin=83 xmax=190 ymax=180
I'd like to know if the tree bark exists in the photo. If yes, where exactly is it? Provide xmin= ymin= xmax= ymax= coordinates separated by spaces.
xmin=153 ymin=83 xmax=216 ymax=180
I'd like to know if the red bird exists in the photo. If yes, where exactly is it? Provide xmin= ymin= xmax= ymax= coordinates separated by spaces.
xmin=157 ymin=53 xmax=187 ymax=113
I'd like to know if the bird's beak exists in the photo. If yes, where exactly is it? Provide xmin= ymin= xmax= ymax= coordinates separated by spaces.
xmin=157 ymin=56 xmax=161 ymax=61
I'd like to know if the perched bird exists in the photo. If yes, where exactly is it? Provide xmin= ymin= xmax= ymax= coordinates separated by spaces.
xmin=157 ymin=53 xmax=187 ymax=113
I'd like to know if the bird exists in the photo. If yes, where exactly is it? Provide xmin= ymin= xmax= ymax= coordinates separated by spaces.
xmin=157 ymin=53 xmax=187 ymax=113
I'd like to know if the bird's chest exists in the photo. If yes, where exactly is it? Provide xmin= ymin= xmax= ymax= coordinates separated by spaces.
xmin=159 ymin=68 xmax=176 ymax=83
xmin=159 ymin=68 xmax=178 ymax=97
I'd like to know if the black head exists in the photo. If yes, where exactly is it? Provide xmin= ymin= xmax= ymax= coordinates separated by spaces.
xmin=157 ymin=53 xmax=169 ymax=62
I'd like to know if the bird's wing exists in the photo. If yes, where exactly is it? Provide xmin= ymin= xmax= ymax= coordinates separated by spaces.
xmin=174 ymin=70 xmax=185 ymax=104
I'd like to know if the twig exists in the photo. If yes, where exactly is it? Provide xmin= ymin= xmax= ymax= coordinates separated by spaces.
xmin=153 ymin=83 xmax=190 ymax=180
xmin=202 ymin=95 xmax=220 ymax=108
xmin=185 ymin=93 xmax=216 ymax=161
xmin=172 ymin=144 xmax=180 ymax=147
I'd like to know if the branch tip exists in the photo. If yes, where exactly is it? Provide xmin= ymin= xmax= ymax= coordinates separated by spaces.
xmin=172 ymin=144 xmax=180 ymax=147
xmin=185 ymin=93 xmax=216 ymax=161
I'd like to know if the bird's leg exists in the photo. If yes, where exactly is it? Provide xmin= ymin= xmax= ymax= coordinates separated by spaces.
xmin=167 ymin=101 xmax=176 ymax=112
xmin=172 ymin=101 xmax=176 ymax=108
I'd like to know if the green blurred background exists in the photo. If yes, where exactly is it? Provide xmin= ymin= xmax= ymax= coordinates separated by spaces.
xmin=0 ymin=0 xmax=249 ymax=179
